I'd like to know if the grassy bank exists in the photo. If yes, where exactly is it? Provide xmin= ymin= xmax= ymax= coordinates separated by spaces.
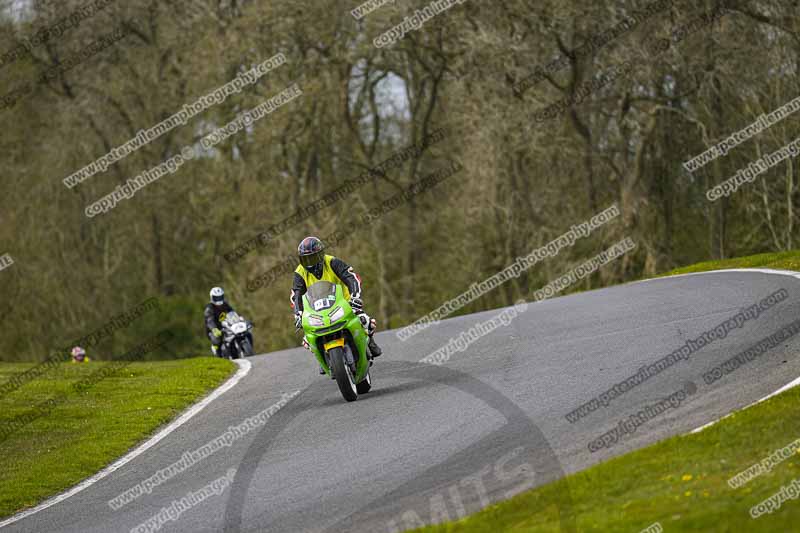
xmin=0 ymin=357 xmax=235 ymax=518
xmin=660 ymin=250 xmax=800 ymax=277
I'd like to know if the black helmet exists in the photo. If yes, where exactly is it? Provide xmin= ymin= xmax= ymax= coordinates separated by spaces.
xmin=298 ymin=236 xmax=325 ymax=269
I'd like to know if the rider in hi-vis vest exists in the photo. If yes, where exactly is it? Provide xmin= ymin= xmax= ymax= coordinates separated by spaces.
xmin=291 ymin=236 xmax=382 ymax=373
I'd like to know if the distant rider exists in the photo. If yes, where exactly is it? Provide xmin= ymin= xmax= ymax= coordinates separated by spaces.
xmin=291 ymin=236 xmax=382 ymax=373
xmin=204 ymin=287 xmax=248 ymax=358
xmin=71 ymin=346 xmax=90 ymax=363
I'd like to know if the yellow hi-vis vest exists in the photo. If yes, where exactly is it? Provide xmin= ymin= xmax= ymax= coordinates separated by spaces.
xmin=295 ymin=254 xmax=351 ymax=301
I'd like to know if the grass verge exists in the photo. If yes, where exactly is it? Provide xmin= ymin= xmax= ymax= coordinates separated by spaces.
xmin=660 ymin=249 xmax=800 ymax=277
xmin=0 ymin=357 xmax=235 ymax=519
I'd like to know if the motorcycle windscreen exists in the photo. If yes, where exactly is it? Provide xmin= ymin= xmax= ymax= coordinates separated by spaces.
xmin=306 ymin=281 xmax=337 ymax=312
xmin=222 ymin=312 xmax=241 ymax=324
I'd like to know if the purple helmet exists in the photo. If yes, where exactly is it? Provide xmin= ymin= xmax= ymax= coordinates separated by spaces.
xmin=298 ymin=236 xmax=325 ymax=269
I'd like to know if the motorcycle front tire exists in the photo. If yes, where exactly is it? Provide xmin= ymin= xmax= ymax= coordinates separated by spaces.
xmin=329 ymin=347 xmax=358 ymax=402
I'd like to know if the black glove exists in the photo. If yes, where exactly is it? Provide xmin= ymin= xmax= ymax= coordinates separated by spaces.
xmin=349 ymin=296 xmax=363 ymax=313
xmin=294 ymin=312 xmax=302 ymax=329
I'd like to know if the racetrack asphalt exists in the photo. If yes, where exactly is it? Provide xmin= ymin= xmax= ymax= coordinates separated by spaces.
xmin=3 ymin=270 xmax=800 ymax=533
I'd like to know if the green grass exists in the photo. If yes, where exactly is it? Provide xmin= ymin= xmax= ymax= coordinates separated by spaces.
xmin=660 ymin=249 xmax=800 ymax=277
xmin=411 ymin=251 xmax=800 ymax=532
xmin=0 ymin=357 xmax=235 ymax=519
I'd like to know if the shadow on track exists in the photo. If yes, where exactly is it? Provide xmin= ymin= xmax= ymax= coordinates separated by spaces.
xmin=222 ymin=360 xmax=576 ymax=533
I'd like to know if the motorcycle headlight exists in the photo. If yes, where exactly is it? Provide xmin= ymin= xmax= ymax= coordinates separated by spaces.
xmin=308 ymin=314 xmax=324 ymax=327
xmin=330 ymin=306 xmax=344 ymax=322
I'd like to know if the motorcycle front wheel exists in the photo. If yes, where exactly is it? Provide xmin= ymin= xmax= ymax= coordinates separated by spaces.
xmin=230 ymin=340 xmax=242 ymax=360
xmin=241 ymin=337 xmax=254 ymax=357
xmin=329 ymin=347 xmax=358 ymax=402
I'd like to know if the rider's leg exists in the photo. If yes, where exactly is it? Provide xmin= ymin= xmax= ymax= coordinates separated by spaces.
xmin=209 ymin=332 xmax=222 ymax=357
xmin=364 ymin=315 xmax=382 ymax=357
xmin=219 ymin=342 xmax=231 ymax=359
xmin=368 ymin=335 xmax=382 ymax=357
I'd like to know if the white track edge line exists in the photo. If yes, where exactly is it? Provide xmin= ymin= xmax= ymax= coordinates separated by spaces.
xmin=629 ymin=267 xmax=800 ymax=285
xmin=0 ymin=358 xmax=251 ymax=530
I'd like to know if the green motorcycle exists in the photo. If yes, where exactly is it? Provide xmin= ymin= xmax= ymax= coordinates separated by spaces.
xmin=301 ymin=280 xmax=373 ymax=402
